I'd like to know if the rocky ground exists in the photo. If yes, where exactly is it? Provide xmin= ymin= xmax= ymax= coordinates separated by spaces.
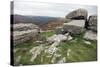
xmin=13 ymin=8 xmax=97 ymax=66
xmin=14 ymin=31 xmax=97 ymax=65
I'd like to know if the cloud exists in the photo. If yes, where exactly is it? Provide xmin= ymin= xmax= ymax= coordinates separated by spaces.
xmin=14 ymin=1 xmax=97 ymax=17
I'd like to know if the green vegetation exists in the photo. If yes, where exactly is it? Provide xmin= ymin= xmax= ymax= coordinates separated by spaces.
xmin=14 ymin=31 xmax=97 ymax=65
xmin=58 ymin=35 xmax=97 ymax=62
xmin=40 ymin=31 xmax=55 ymax=38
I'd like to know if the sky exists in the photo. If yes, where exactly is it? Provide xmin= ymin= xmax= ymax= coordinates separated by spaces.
xmin=14 ymin=1 xmax=97 ymax=17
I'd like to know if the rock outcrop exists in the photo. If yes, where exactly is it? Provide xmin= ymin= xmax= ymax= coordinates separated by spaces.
xmin=83 ymin=30 xmax=97 ymax=40
xmin=88 ymin=15 xmax=97 ymax=32
xmin=13 ymin=23 xmax=40 ymax=45
xmin=13 ymin=23 xmax=39 ymax=31
xmin=66 ymin=8 xmax=88 ymax=19
xmin=55 ymin=9 xmax=88 ymax=35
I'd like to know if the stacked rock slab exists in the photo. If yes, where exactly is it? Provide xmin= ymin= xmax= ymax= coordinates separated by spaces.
xmin=55 ymin=8 xmax=87 ymax=35
xmin=13 ymin=23 xmax=40 ymax=45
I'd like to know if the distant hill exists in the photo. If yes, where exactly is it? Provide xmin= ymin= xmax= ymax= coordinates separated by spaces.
xmin=11 ymin=14 xmax=66 ymax=30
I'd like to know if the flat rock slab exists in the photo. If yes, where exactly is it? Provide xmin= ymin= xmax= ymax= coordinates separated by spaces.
xmin=63 ymin=20 xmax=85 ymax=27
xmin=84 ymin=30 xmax=97 ymax=40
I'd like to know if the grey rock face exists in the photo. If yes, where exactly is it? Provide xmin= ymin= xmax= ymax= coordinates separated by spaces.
xmin=66 ymin=8 xmax=88 ymax=19
xmin=47 ymin=34 xmax=72 ymax=43
xmin=88 ymin=15 xmax=97 ymax=32
xmin=13 ymin=23 xmax=39 ymax=31
xmin=13 ymin=23 xmax=40 ymax=45
xmin=83 ymin=30 xmax=97 ymax=40
xmin=56 ymin=20 xmax=85 ymax=35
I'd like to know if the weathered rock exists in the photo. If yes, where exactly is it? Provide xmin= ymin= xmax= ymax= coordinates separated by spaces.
xmin=66 ymin=8 xmax=88 ymax=19
xmin=13 ymin=30 xmax=39 ymax=45
xmin=51 ymin=53 xmax=62 ymax=63
xmin=13 ymin=23 xmax=39 ymax=31
xmin=47 ymin=41 xmax=60 ymax=54
xmin=88 ymin=15 xmax=97 ymax=32
xmin=29 ymin=45 xmax=44 ymax=62
xmin=13 ymin=23 xmax=40 ymax=45
xmin=83 ymin=30 xmax=97 ymax=40
xmin=47 ymin=34 xmax=68 ymax=42
xmin=63 ymin=20 xmax=85 ymax=35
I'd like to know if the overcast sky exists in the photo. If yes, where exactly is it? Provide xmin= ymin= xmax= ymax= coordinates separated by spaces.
xmin=14 ymin=1 xmax=97 ymax=17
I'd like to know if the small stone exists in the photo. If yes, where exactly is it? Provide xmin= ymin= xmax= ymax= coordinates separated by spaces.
xmin=84 ymin=40 xmax=91 ymax=45
xmin=67 ymin=35 xmax=73 ymax=40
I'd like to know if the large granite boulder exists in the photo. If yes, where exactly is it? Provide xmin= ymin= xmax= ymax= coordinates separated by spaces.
xmin=88 ymin=15 xmax=97 ymax=32
xmin=55 ymin=20 xmax=85 ymax=35
xmin=13 ymin=23 xmax=40 ymax=45
xmin=66 ymin=8 xmax=88 ymax=19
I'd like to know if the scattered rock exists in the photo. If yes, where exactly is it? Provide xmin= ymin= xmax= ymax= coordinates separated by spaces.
xmin=65 ymin=33 xmax=73 ymax=40
xmin=67 ymin=35 xmax=73 ymax=40
xmin=84 ymin=40 xmax=91 ymax=45
xmin=51 ymin=53 xmax=62 ymax=63
xmin=66 ymin=8 xmax=88 ymax=19
xmin=84 ymin=30 xmax=97 ymax=40
xmin=29 ymin=45 xmax=44 ymax=62
xmin=46 ymin=40 xmax=60 ymax=54
xmin=47 ymin=34 xmax=67 ymax=42
xmin=88 ymin=15 xmax=97 ymax=32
